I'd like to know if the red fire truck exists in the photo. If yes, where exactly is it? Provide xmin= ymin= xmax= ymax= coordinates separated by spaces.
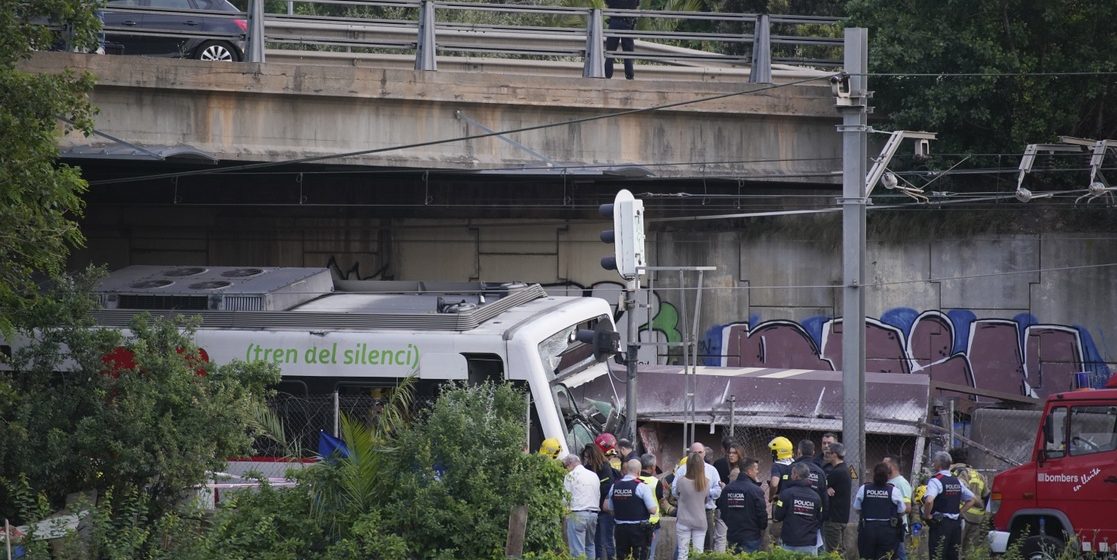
xmin=988 ymin=374 xmax=1117 ymax=558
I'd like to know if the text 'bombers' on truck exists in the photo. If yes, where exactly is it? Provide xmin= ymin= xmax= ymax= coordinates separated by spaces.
xmin=988 ymin=373 xmax=1117 ymax=558
xmin=90 ymin=265 xmax=624 ymax=458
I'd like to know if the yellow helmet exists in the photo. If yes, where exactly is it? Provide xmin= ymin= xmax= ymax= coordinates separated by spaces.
xmin=768 ymin=436 xmax=793 ymax=460
xmin=913 ymin=484 xmax=927 ymax=505
xmin=538 ymin=438 xmax=562 ymax=459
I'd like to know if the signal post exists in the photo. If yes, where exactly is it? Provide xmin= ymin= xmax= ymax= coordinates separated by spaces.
xmin=598 ymin=189 xmax=646 ymax=443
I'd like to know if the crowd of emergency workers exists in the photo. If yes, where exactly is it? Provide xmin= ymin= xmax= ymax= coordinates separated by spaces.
xmin=538 ymin=432 xmax=990 ymax=560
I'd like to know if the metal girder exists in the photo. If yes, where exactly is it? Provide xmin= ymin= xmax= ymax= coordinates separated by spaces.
xmin=864 ymin=130 xmax=937 ymax=197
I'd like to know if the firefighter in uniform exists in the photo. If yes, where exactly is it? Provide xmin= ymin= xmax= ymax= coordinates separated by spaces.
xmin=767 ymin=436 xmax=795 ymax=546
xmin=922 ymin=452 xmax=975 ymax=560
xmin=854 ymin=463 xmax=906 ymax=560
xmin=606 ymin=458 xmax=658 ymax=560
xmin=539 ymin=437 xmax=563 ymax=459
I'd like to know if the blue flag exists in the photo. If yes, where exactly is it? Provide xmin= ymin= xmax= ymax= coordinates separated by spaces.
xmin=318 ymin=430 xmax=350 ymax=461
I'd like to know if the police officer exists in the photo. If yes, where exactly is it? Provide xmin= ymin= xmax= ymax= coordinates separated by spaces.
xmin=773 ymin=462 xmax=824 ymax=555
xmin=792 ymin=440 xmax=830 ymax=514
xmin=606 ymin=459 xmax=658 ymax=560
xmin=922 ymin=451 xmax=975 ymax=560
xmin=719 ymin=459 xmax=768 ymax=553
xmin=767 ymin=436 xmax=795 ymax=545
xmin=604 ymin=0 xmax=639 ymax=79
xmin=853 ymin=463 xmax=905 ymax=560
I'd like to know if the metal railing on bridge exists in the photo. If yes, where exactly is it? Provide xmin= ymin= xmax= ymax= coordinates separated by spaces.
xmin=96 ymin=0 xmax=846 ymax=81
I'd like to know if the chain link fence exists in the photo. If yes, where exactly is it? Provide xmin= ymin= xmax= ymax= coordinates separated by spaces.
xmin=255 ymin=392 xmax=389 ymax=457
xmin=633 ymin=394 xmax=1039 ymax=489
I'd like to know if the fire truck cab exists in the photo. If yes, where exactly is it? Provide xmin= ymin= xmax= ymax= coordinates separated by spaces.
xmin=989 ymin=375 xmax=1117 ymax=558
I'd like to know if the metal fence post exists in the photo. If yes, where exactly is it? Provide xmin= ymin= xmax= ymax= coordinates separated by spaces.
xmin=246 ymin=0 xmax=265 ymax=63
xmin=583 ymin=8 xmax=605 ymax=78
xmin=415 ymin=0 xmax=437 ymax=71
xmin=748 ymin=13 xmax=771 ymax=83
xmin=728 ymin=394 xmax=736 ymax=439
xmin=332 ymin=390 xmax=340 ymax=437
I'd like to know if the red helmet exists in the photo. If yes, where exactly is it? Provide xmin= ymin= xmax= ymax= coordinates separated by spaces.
xmin=594 ymin=433 xmax=618 ymax=454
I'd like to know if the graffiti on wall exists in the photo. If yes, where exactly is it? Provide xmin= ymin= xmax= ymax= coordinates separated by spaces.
xmin=705 ymin=309 xmax=1112 ymax=399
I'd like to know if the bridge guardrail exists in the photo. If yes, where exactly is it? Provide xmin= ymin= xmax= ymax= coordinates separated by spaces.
xmin=74 ymin=0 xmax=844 ymax=80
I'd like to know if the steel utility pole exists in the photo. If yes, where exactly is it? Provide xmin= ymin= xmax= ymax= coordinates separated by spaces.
xmin=837 ymin=28 xmax=869 ymax=479
xmin=625 ymin=280 xmax=638 ymax=443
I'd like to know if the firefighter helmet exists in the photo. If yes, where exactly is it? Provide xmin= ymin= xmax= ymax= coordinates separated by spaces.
xmin=594 ymin=432 xmax=618 ymax=454
xmin=538 ymin=438 xmax=562 ymax=459
xmin=768 ymin=436 xmax=793 ymax=460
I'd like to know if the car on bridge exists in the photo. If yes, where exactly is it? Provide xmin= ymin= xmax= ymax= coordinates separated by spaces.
xmin=103 ymin=0 xmax=246 ymax=62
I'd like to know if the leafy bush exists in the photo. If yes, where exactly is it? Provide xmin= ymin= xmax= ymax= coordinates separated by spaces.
xmin=0 ymin=272 xmax=280 ymax=548
xmin=194 ymin=478 xmax=325 ymax=560
xmin=170 ymin=382 xmax=564 ymax=560
xmin=378 ymin=381 xmax=567 ymax=559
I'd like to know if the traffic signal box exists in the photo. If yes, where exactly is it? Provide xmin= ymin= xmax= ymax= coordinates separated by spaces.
xmin=599 ymin=189 xmax=646 ymax=280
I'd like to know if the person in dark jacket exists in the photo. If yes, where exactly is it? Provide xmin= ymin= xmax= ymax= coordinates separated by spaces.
xmin=583 ymin=443 xmax=620 ymax=560
xmin=719 ymin=459 xmax=768 ymax=553
xmin=793 ymin=440 xmax=830 ymax=514
xmin=617 ymin=438 xmax=640 ymax=462
xmin=824 ymin=442 xmax=853 ymax=555
xmin=853 ymin=463 xmax=906 ymax=560
xmin=774 ymin=462 xmax=823 ymax=556
xmin=603 ymin=0 xmax=638 ymax=79
xmin=814 ymin=432 xmax=839 ymax=471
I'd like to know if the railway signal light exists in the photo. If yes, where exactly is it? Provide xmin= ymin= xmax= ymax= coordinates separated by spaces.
xmin=599 ymin=189 xmax=646 ymax=280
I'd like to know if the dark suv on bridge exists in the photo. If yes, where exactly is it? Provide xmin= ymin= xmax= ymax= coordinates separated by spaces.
xmin=103 ymin=0 xmax=247 ymax=61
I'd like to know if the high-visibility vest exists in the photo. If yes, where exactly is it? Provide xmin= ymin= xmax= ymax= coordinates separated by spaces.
xmin=639 ymin=475 xmax=661 ymax=524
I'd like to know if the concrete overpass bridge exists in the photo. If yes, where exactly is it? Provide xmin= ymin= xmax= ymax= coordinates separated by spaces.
xmin=25 ymin=27 xmax=1117 ymax=397
xmin=33 ymin=51 xmax=841 ymax=181
xmin=28 ymin=30 xmax=866 ymax=366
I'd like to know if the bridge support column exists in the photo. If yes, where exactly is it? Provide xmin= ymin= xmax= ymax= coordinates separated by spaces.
xmin=583 ymin=8 xmax=605 ymax=78
xmin=748 ymin=13 xmax=770 ymax=83
xmin=246 ymin=0 xmax=265 ymax=63
xmin=416 ymin=0 xmax=437 ymax=71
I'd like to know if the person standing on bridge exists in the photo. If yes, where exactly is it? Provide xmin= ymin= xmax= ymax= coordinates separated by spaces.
xmin=604 ymin=0 xmax=639 ymax=80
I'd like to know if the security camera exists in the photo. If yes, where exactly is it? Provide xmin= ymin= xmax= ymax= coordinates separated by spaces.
xmin=914 ymin=139 xmax=931 ymax=161
xmin=830 ymin=73 xmax=851 ymax=99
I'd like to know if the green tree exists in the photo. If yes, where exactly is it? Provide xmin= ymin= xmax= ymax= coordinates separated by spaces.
xmin=305 ymin=376 xmax=415 ymax=539
xmin=0 ymin=271 xmax=281 ymax=526
xmin=0 ymin=0 xmax=103 ymax=334
xmin=383 ymin=382 xmax=567 ymax=559
xmin=847 ymin=0 xmax=1117 ymax=156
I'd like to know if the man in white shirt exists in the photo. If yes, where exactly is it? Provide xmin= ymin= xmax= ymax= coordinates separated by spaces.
xmin=563 ymin=454 xmax=601 ymax=559
xmin=672 ymin=441 xmax=725 ymax=552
